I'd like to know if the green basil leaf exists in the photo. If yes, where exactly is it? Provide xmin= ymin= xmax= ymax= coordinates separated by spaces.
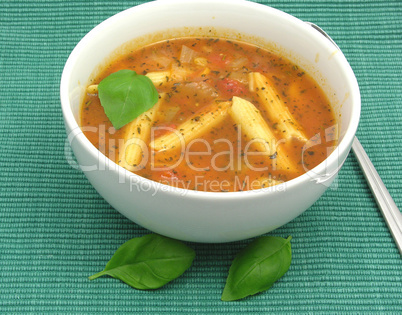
xmin=98 ymin=69 xmax=159 ymax=129
xmin=88 ymin=234 xmax=195 ymax=290
xmin=221 ymin=236 xmax=292 ymax=301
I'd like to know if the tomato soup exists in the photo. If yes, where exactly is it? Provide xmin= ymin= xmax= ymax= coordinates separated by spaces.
xmin=81 ymin=37 xmax=337 ymax=192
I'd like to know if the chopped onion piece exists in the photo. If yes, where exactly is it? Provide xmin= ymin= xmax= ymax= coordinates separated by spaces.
xmin=179 ymin=45 xmax=198 ymax=64
xmin=228 ymin=71 xmax=249 ymax=85
xmin=162 ymin=106 xmax=180 ymax=122
xmin=230 ymin=57 xmax=248 ymax=70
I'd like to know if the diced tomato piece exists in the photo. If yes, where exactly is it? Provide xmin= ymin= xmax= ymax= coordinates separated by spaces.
xmin=208 ymin=52 xmax=232 ymax=68
xmin=216 ymin=78 xmax=248 ymax=98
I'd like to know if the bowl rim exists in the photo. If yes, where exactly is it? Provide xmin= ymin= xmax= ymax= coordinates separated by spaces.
xmin=60 ymin=0 xmax=361 ymax=200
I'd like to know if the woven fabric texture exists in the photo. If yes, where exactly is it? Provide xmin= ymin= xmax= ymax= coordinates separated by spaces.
xmin=0 ymin=0 xmax=401 ymax=313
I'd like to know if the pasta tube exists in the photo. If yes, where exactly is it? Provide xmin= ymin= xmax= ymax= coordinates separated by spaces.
xmin=150 ymin=101 xmax=231 ymax=152
xmin=86 ymin=85 xmax=99 ymax=94
xmin=249 ymin=72 xmax=307 ymax=141
xmin=229 ymin=96 xmax=295 ymax=171
xmin=86 ymin=70 xmax=171 ymax=94
xmin=118 ymin=94 xmax=164 ymax=171
xmin=145 ymin=71 xmax=171 ymax=86
xmin=229 ymin=96 xmax=276 ymax=155
xmin=194 ymin=57 xmax=208 ymax=67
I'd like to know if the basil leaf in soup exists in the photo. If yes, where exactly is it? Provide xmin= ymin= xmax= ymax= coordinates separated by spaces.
xmin=221 ymin=236 xmax=292 ymax=301
xmin=98 ymin=69 xmax=159 ymax=129
xmin=88 ymin=234 xmax=195 ymax=290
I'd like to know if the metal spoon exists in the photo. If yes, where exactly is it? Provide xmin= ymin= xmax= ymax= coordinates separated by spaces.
xmin=306 ymin=22 xmax=402 ymax=255
xmin=352 ymin=137 xmax=402 ymax=255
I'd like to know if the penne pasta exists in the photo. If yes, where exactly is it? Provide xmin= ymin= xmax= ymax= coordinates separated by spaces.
xmin=249 ymin=72 xmax=307 ymax=141
xmin=194 ymin=57 xmax=208 ymax=67
xmin=229 ymin=96 xmax=276 ymax=155
xmin=145 ymin=71 xmax=171 ymax=86
xmin=86 ymin=70 xmax=171 ymax=94
xmin=229 ymin=96 xmax=295 ymax=171
xmin=118 ymin=94 xmax=165 ymax=171
xmin=86 ymin=84 xmax=98 ymax=94
xmin=150 ymin=101 xmax=231 ymax=152
xmin=82 ymin=37 xmax=337 ymax=192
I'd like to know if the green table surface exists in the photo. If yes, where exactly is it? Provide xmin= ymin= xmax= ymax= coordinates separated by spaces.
xmin=1 ymin=0 xmax=401 ymax=313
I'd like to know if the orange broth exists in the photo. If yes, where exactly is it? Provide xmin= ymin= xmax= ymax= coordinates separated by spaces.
xmin=81 ymin=37 xmax=337 ymax=192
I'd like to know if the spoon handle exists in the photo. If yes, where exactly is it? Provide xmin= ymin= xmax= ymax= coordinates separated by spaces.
xmin=305 ymin=21 xmax=402 ymax=255
xmin=352 ymin=137 xmax=402 ymax=255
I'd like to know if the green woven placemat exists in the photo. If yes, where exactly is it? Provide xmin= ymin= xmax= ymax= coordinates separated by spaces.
xmin=0 ymin=0 xmax=401 ymax=313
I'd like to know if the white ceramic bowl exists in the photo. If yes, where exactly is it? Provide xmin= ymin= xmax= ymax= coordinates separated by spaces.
xmin=60 ymin=0 xmax=360 ymax=243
